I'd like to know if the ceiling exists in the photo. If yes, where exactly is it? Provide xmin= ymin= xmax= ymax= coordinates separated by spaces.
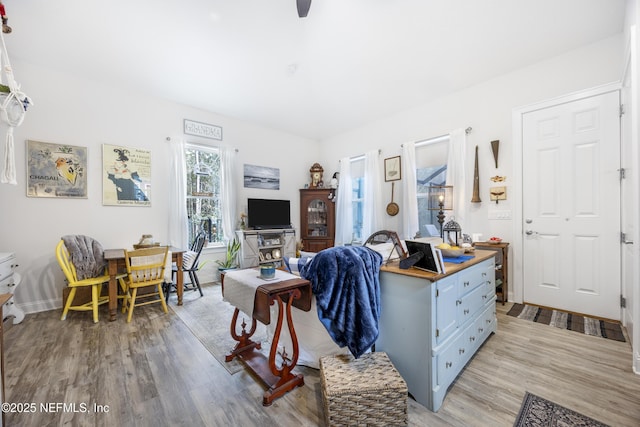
xmin=4 ymin=0 xmax=626 ymax=140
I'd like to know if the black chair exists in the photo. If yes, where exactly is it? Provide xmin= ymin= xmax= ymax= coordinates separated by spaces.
xmin=165 ymin=231 xmax=207 ymax=301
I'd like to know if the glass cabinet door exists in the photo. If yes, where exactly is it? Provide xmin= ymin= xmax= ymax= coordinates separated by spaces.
xmin=307 ymin=199 xmax=328 ymax=237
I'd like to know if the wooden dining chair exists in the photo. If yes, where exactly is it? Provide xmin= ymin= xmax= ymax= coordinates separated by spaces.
xmin=121 ymin=246 xmax=169 ymax=323
xmin=56 ymin=239 xmax=110 ymax=323
xmin=165 ymin=231 xmax=207 ymax=302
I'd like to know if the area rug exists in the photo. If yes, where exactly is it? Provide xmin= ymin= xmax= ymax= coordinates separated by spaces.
xmin=170 ymin=282 xmax=268 ymax=375
xmin=514 ymin=392 xmax=609 ymax=427
xmin=507 ymin=303 xmax=625 ymax=342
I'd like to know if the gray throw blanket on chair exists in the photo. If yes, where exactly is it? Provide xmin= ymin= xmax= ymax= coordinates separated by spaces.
xmin=62 ymin=235 xmax=107 ymax=280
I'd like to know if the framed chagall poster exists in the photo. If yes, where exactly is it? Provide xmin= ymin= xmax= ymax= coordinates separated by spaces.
xmin=26 ymin=140 xmax=88 ymax=198
xmin=102 ymin=144 xmax=151 ymax=206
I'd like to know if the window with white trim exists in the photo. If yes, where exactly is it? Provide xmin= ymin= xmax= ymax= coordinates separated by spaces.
xmin=416 ymin=138 xmax=449 ymax=237
xmin=351 ymin=158 xmax=365 ymax=243
xmin=185 ymin=144 xmax=223 ymax=246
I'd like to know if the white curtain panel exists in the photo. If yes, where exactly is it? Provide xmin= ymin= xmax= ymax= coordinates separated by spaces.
xmin=401 ymin=142 xmax=419 ymax=240
xmin=362 ymin=149 xmax=383 ymax=241
xmin=220 ymin=146 xmax=237 ymax=241
xmin=167 ymin=138 xmax=189 ymax=249
xmin=445 ymin=128 xmax=467 ymax=226
xmin=334 ymin=157 xmax=353 ymax=246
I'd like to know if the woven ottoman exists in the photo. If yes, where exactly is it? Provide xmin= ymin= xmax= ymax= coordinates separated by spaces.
xmin=319 ymin=352 xmax=408 ymax=427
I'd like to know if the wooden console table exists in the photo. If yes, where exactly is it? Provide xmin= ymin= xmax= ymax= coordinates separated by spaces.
xmin=221 ymin=269 xmax=312 ymax=406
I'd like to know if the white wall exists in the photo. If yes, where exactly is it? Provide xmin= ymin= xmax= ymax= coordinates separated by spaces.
xmin=0 ymin=31 xmax=627 ymax=316
xmin=0 ymin=59 xmax=318 ymax=313
xmin=319 ymin=33 xmax=624 ymax=261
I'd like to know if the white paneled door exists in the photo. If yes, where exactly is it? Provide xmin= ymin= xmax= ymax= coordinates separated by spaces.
xmin=522 ymin=90 xmax=621 ymax=320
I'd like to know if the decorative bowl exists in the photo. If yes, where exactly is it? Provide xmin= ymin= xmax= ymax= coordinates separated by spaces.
xmin=487 ymin=237 xmax=503 ymax=244
xmin=440 ymin=248 xmax=465 ymax=257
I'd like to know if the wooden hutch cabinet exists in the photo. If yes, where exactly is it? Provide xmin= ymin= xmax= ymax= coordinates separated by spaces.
xmin=300 ymin=188 xmax=335 ymax=252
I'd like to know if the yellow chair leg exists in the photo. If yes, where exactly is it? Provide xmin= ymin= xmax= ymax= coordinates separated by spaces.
xmin=61 ymin=287 xmax=77 ymax=320
xmin=158 ymin=284 xmax=169 ymax=314
xmin=127 ymin=288 xmax=138 ymax=323
xmin=92 ymin=284 xmax=100 ymax=323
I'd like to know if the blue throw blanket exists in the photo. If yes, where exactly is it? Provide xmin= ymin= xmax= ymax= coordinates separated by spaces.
xmin=300 ymin=246 xmax=383 ymax=358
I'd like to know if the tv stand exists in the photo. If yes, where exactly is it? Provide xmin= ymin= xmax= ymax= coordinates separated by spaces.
xmin=236 ymin=229 xmax=296 ymax=269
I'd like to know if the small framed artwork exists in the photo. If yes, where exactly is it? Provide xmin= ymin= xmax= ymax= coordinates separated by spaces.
xmin=384 ymin=156 xmax=401 ymax=182
xmin=26 ymin=140 xmax=88 ymax=198
xmin=102 ymin=144 xmax=151 ymax=206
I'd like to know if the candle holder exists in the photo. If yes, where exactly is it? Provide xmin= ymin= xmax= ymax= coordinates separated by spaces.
xmin=427 ymin=185 xmax=454 ymax=239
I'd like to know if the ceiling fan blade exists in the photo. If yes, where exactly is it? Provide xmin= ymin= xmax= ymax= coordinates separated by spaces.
xmin=297 ymin=0 xmax=312 ymax=18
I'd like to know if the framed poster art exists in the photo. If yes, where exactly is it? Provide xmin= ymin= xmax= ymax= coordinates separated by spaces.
xmin=26 ymin=140 xmax=88 ymax=198
xmin=102 ymin=144 xmax=151 ymax=206
xmin=384 ymin=156 xmax=401 ymax=181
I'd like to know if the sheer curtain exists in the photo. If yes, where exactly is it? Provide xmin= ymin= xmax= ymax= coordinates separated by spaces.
xmin=220 ymin=146 xmax=238 ymax=241
xmin=401 ymin=142 xmax=419 ymax=240
xmin=334 ymin=157 xmax=353 ymax=246
xmin=167 ymin=138 xmax=189 ymax=249
xmin=362 ymin=150 xmax=383 ymax=240
xmin=445 ymin=128 xmax=467 ymax=226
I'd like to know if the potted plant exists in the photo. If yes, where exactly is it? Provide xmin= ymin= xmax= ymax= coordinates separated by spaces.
xmin=216 ymin=237 xmax=241 ymax=271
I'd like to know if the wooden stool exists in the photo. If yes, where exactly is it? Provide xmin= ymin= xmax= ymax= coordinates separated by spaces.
xmin=320 ymin=352 xmax=408 ymax=427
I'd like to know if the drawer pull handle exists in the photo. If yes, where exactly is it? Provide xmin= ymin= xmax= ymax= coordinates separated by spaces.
xmin=464 ymin=281 xmax=469 ymax=287
xmin=469 ymin=336 xmax=475 ymax=342
xmin=456 ymin=300 xmax=462 ymax=305
xmin=459 ymin=348 xmax=465 ymax=354
xmin=478 ymin=327 xmax=484 ymax=333
xmin=445 ymin=361 xmax=452 ymax=368
xmin=482 ymin=272 xmax=487 ymax=276
xmin=464 ymin=309 xmax=469 ymax=315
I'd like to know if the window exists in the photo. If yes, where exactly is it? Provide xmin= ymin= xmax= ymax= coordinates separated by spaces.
xmin=415 ymin=138 xmax=449 ymax=237
xmin=351 ymin=158 xmax=365 ymax=243
xmin=185 ymin=144 xmax=222 ymax=246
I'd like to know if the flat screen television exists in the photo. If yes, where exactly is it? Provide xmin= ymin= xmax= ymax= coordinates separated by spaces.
xmin=247 ymin=198 xmax=291 ymax=229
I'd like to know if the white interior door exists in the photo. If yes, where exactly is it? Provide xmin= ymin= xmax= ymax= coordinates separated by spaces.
xmin=522 ymin=90 xmax=621 ymax=320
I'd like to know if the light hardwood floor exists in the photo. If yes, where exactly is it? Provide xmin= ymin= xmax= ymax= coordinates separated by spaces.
xmin=3 ymin=283 xmax=639 ymax=426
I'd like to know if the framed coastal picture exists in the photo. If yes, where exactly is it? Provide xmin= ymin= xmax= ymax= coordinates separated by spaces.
xmin=102 ymin=144 xmax=151 ymax=206
xmin=243 ymin=164 xmax=280 ymax=190
xmin=26 ymin=140 xmax=88 ymax=198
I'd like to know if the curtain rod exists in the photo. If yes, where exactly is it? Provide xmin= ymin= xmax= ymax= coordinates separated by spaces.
xmin=402 ymin=127 xmax=472 ymax=148
xmin=340 ymin=149 xmax=381 ymax=162
xmin=166 ymin=137 xmax=239 ymax=152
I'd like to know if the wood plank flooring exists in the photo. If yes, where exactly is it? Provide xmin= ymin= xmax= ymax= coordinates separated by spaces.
xmin=3 ymin=284 xmax=639 ymax=426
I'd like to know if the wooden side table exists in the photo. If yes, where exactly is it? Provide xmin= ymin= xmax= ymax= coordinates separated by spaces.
xmin=473 ymin=242 xmax=509 ymax=304
xmin=221 ymin=271 xmax=312 ymax=406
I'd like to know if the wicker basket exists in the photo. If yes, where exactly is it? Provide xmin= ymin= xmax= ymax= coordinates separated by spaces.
xmin=320 ymin=352 xmax=408 ymax=427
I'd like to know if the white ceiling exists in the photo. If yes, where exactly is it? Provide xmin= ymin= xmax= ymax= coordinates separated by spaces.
xmin=4 ymin=0 xmax=626 ymax=140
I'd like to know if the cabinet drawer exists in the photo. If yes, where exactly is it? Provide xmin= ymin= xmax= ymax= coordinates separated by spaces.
xmin=0 ymin=256 xmax=14 ymax=283
xmin=457 ymin=262 xmax=486 ymax=297
xmin=0 ymin=275 xmax=15 ymax=295
xmin=434 ymin=333 xmax=464 ymax=389
xmin=458 ymin=285 xmax=485 ymax=326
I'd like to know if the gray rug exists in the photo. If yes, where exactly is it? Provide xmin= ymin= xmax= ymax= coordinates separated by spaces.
xmin=514 ymin=392 xmax=609 ymax=427
xmin=507 ymin=303 xmax=626 ymax=342
xmin=170 ymin=281 xmax=268 ymax=375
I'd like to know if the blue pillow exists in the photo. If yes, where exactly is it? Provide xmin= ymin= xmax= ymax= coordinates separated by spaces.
xmin=284 ymin=256 xmax=312 ymax=276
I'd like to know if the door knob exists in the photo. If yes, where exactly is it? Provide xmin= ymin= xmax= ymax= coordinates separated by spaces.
xmin=525 ymin=230 xmax=536 ymax=235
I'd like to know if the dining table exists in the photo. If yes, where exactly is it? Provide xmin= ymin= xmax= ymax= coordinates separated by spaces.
xmin=103 ymin=247 xmax=185 ymax=321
